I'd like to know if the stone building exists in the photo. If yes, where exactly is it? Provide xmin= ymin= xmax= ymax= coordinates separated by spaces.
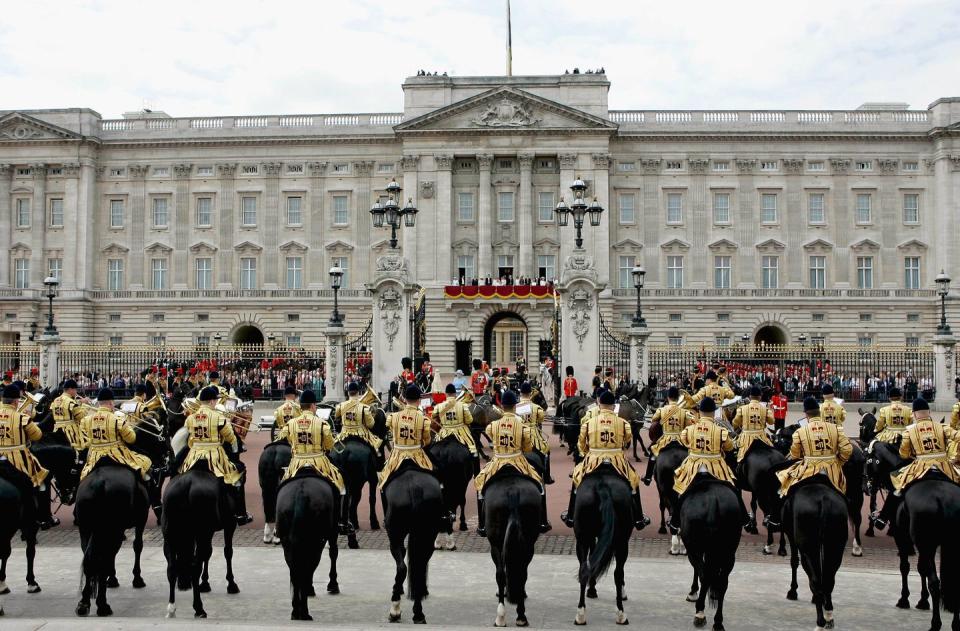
xmin=1 ymin=73 xmax=958 ymax=375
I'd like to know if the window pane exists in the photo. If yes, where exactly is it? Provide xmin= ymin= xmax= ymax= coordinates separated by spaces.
xmin=108 ymin=259 xmax=124 ymax=290
xmin=48 ymin=258 xmax=62 ymax=281
xmin=618 ymin=255 xmax=635 ymax=289
xmin=809 ymin=256 xmax=826 ymax=289
xmin=761 ymin=194 xmax=778 ymax=223
xmin=333 ymin=196 xmax=348 ymax=225
xmin=618 ymin=193 xmax=635 ymax=224
xmin=666 ymin=193 xmax=682 ymax=223
xmin=808 ymin=193 xmax=825 ymax=224
xmin=904 ymin=257 xmax=920 ymax=289
xmin=856 ymin=194 xmax=871 ymax=224
xmin=16 ymin=199 xmax=31 ymax=227
xmin=458 ymin=192 xmax=474 ymax=222
xmin=286 ymin=197 xmax=302 ymax=225
xmin=762 ymin=256 xmax=779 ymax=289
xmin=196 ymin=258 xmax=212 ymax=289
xmin=151 ymin=258 xmax=167 ymax=290
xmin=14 ymin=259 xmax=29 ymax=289
xmin=537 ymin=254 xmax=556 ymax=281
xmin=714 ymin=256 xmax=731 ymax=289
xmin=332 ymin=257 xmax=348 ymax=287
xmin=857 ymin=256 xmax=873 ymax=289
xmin=713 ymin=193 xmax=729 ymax=224
xmin=152 ymin=198 xmax=168 ymax=226
xmin=456 ymin=254 xmax=475 ymax=281
xmin=903 ymin=194 xmax=919 ymax=223
xmin=50 ymin=198 xmax=64 ymax=226
xmin=196 ymin=197 xmax=212 ymax=225
xmin=110 ymin=200 xmax=124 ymax=227
xmin=667 ymin=256 xmax=683 ymax=289
xmin=242 ymin=196 xmax=257 ymax=225
xmin=498 ymin=192 xmax=514 ymax=222
xmin=539 ymin=192 xmax=556 ymax=222
xmin=286 ymin=256 xmax=303 ymax=289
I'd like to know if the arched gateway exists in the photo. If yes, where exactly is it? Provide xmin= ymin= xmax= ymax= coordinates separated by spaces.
xmin=753 ymin=324 xmax=788 ymax=346
xmin=483 ymin=311 xmax=528 ymax=371
xmin=232 ymin=324 xmax=265 ymax=346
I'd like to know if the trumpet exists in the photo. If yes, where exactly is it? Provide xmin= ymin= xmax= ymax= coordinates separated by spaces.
xmin=17 ymin=391 xmax=45 ymax=416
xmin=119 ymin=410 xmax=167 ymax=440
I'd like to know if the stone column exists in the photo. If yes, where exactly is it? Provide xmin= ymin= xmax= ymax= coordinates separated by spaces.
xmin=477 ymin=154 xmax=493 ymax=279
xmin=518 ymin=153 xmax=534 ymax=278
xmin=173 ymin=163 xmax=192 ymax=288
xmin=129 ymin=164 xmax=149 ymax=289
xmin=307 ymin=161 xmax=328 ymax=287
xmin=558 ymin=154 xmax=578 ymax=271
xmin=76 ymin=161 xmax=96 ymax=291
xmin=217 ymin=163 xmax=237 ymax=288
xmin=400 ymin=155 xmax=420 ymax=271
xmin=628 ymin=324 xmax=651 ymax=385
xmin=30 ymin=163 xmax=46 ymax=285
xmin=353 ymin=161 xmax=375 ymax=288
xmin=323 ymin=322 xmax=347 ymax=403
xmin=433 ymin=154 xmax=452 ymax=282
xmin=932 ymin=332 xmax=956 ymax=412
xmin=591 ymin=153 xmax=611 ymax=287
xmin=38 ymin=332 xmax=61 ymax=389
xmin=263 ymin=162 xmax=282 ymax=287
xmin=557 ymin=251 xmax=604 ymax=393
xmin=60 ymin=163 xmax=80 ymax=290
xmin=0 ymin=164 xmax=11 ymax=287
xmin=367 ymin=252 xmax=419 ymax=395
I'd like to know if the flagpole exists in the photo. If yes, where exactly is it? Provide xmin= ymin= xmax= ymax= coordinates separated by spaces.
xmin=506 ymin=0 xmax=512 ymax=76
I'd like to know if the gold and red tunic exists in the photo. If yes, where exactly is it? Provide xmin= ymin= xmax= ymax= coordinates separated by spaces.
xmin=732 ymin=401 xmax=775 ymax=461
xmin=649 ymin=402 xmax=695 ymax=456
xmin=892 ymin=420 xmax=960 ymax=493
xmin=179 ymin=404 xmax=242 ymax=485
xmin=79 ymin=407 xmax=152 ymax=480
xmin=673 ymin=417 xmax=736 ymax=495
xmin=819 ymin=397 xmax=846 ymax=428
xmin=776 ymin=418 xmax=853 ymax=496
xmin=378 ymin=405 xmax=433 ymax=489
xmin=335 ymin=397 xmax=383 ymax=451
xmin=875 ymin=402 xmax=912 ymax=443
xmin=273 ymin=399 xmax=301 ymax=434
xmin=50 ymin=392 xmax=87 ymax=449
xmin=278 ymin=411 xmax=344 ymax=491
xmin=518 ymin=397 xmax=549 ymax=454
xmin=474 ymin=412 xmax=542 ymax=492
xmin=0 ymin=402 xmax=48 ymax=487
xmin=572 ymin=409 xmax=639 ymax=490
xmin=431 ymin=397 xmax=476 ymax=455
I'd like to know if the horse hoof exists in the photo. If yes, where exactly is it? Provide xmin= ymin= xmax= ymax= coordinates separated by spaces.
xmin=616 ymin=610 xmax=629 ymax=625
xmin=786 ymin=590 xmax=798 ymax=601
xmin=413 ymin=615 xmax=427 ymax=624
xmin=916 ymin=599 xmax=930 ymax=610
xmin=693 ymin=614 xmax=707 ymax=628
xmin=851 ymin=544 xmax=863 ymax=557
xmin=195 ymin=610 xmax=207 ymax=619
xmin=227 ymin=582 xmax=240 ymax=595
xmin=306 ymin=585 xmax=316 ymax=597
xmin=389 ymin=614 xmax=401 ymax=623
xmin=896 ymin=597 xmax=910 ymax=609
xmin=762 ymin=545 xmax=773 ymax=556
xmin=370 ymin=519 xmax=381 ymax=531
xmin=97 ymin=604 xmax=113 ymax=617
xmin=686 ymin=591 xmax=699 ymax=602
xmin=778 ymin=548 xmax=788 ymax=558
xmin=459 ymin=522 xmax=469 ymax=532
xmin=327 ymin=583 xmax=340 ymax=595
xmin=516 ymin=616 xmax=529 ymax=627
xmin=713 ymin=624 xmax=725 ymax=631
xmin=348 ymin=536 xmax=360 ymax=550
xmin=76 ymin=602 xmax=90 ymax=617
xmin=658 ymin=525 xmax=667 ymax=535
xmin=587 ymin=587 xmax=598 ymax=599
xmin=26 ymin=583 xmax=41 ymax=594
xmin=132 ymin=576 xmax=146 ymax=589
xmin=824 ymin=621 xmax=834 ymax=630
xmin=574 ymin=607 xmax=587 ymax=625
xmin=199 ymin=581 xmax=211 ymax=593
xmin=106 ymin=575 xmax=119 ymax=589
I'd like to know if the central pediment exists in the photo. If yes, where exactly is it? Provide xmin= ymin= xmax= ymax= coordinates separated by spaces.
xmin=395 ymin=87 xmax=617 ymax=134
xmin=0 ymin=112 xmax=83 ymax=142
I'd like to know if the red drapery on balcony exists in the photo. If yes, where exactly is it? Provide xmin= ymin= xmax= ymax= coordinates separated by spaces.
xmin=444 ymin=285 xmax=556 ymax=299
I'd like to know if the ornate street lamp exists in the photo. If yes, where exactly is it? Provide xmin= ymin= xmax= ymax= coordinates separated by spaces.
xmin=631 ymin=266 xmax=646 ymax=327
xmin=798 ymin=333 xmax=807 ymax=346
xmin=370 ymin=178 xmax=418 ymax=249
xmin=936 ymin=269 xmax=951 ymax=333
xmin=329 ymin=266 xmax=344 ymax=326
xmin=42 ymin=276 xmax=59 ymax=336
xmin=555 ymin=176 xmax=604 ymax=249
xmin=28 ymin=321 xmax=37 ymax=342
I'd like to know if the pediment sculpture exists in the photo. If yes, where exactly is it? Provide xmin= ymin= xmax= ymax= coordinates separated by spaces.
xmin=471 ymin=97 xmax=541 ymax=128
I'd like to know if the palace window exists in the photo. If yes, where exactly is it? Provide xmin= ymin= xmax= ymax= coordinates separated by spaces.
xmin=713 ymin=161 xmax=730 ymax=172
xmin=287 ymin=313 xmax=299 ymax=322
xmin=808 ymin=193 xmax=825 ymax=224
xmin=110 ymin=199 xmax=124 ymax=228
xmin=107 ymin=259 xmax=124 ymax=290
xmin=618 ymin=255 xmax=635 ymax=289
xmin=109 ymin=168 xmax=124 ymax=177
xmin=902 ymin=161 xmax=919 ymax=172
xmin=855 ymin=160 xmax=872 ymax=171
xmin=539 ymin=191 xmax=556 ymax=223
xmin=457 ymin=192 xmax=474 ymax=222
xmin=196 ymin=197 xmax=213 ymax=226
xmin=332 ymin=163 xmax=349 ymax=174
xmin=809 ymin=256 xmax=826 ymax=289
xmin=151 ymin=313 xmax=165 ymax=322
xmin=904 ymin=256 xmax=921 ymax=289
xmin=858 ymin=335 xmax=873 ymax=347
xmin=859 ymin=313 xmax=872 ymax=322
xmin=668 ymin=336 xmax=684 ymax=346
xmin=716 ymin=336 xmax=731 ymax=347
xmin=618 ymin=192 xmax=635 ymax=224
xmin=497 ymin=191 xmax=515 ymax=222
xmin=456 ymin=254 xmax=475 ymax=282
xmin=153 ymin=167 xmax=169 ymax=177
xmin=666 ymin=256 xmax=683 ymax=289
xmin=108 ymin=313 xmax=121 ymax=322
xmin=196 ymin=166 xmax=213 ymax=176
xmin=151 ymin=258 xmax=168 ymax=290
xmin=288 ymin=163 xmax=306 ymax=174
xmin=760 ymin=161 xmax=778 ymax=171
xmin=713 ymin=192 xmax=730 ymax=224
xmin=333 ymin=195 xmax=349 ymax=225
xmin=287 ymin=335 xmax=301 ymax=347
xmin=906 ymin=336 xmax=920 ymax=347
xmin=855 ymin=193 xmax=872 ymax=224
xmin=14 ymin=259 xmax=29 ymax=289
xmin=109 ymin=336 xmax=122 ymax=346
xmin=152 ymin=334 xmax=166 ymax=346
xmin=497 ymin=254 xmax=515 ymax=278
xmin=241 ymin=165 xmax=259 ymax=175
xmin=717 ymin=313 xmax=730 ymax=322
xmin=286 ymin=256 xmax=303 ymax=289
xmin=807 ymin=161 xmax=825 ymax=172
xmin=15 ymin=198 xmax=30 ymax=228
xmin=907 ymin=313 xmax=920 ymax=323
xmin=196 ymin=335 xmax=210 ymax=347
xmin=240 ymin=257 xmax=257 ymax=290
xmin=856 ymin=256 xmax=873 ymax=289
xmin=665 ymin=160 xmax=682 ymax=170
xmin=537 ymin=254 xmax=556 ymax=281
xmin=666 ymin=193 xmax=683 ymax=224
xmin=761 ymin=256 xmax=779 ymax=289
xmin=286 ymin=196 xmax=303 ymax=225
xmin=714 ymin=256 xmax=731 ymax=289
xmin=152 ymin=197 xmax=169 ymax=227
xmin=617 ymin=161 xmax=635 ymax=172
xmin=902 ymin=193 xmax=919 ymax=224
xmin=669 ymin=313 xmax=682 ymax=322
xmin=48 ymin=258 xmax=62 ymax=281
xmin=197 ymin=313 xmax=209 ymax=322
xmin=195 ymin=258 xmax=212 ymax=290
xmin=760 ymin=193 xmax=778 ymax=224
xmin=49 ymin=198 xmax=64 ymax=227
xmin=812 ymin=313 xmax=825 ymax=322
xmin=331 ymin=256 xmax=349 ymax=287
xmin=240 ymin=196 xmax=258 ymax=226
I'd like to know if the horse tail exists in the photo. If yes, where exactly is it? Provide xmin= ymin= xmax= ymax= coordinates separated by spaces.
xmin=942 ymin=541 xmax=959 ymax=613
xmin=503 ymin=490 xmax=527 ymax=605
xmin=406 ymin=483 xmax=431 ymax=602
xmin=581 ymin=481 xmax=616 ymax=586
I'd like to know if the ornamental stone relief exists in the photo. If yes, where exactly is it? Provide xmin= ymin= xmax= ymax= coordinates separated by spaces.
xmin=471 ymin=97 xmax=541 ymax=127
xmin=379 ymin=286 xmax=403 ymax=351
xmin=569 ymin=287 xmax=594 ymax=349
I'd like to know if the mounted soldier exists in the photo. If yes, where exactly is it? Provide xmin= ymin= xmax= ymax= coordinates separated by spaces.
xmin=50 ymin=378 xmax=88 ymax=451
xmin=179 ymin=385 xmax=253 ymax=525
xmin=562 ymin=389 xmax=649 ymax=531
xmin=273 ymin=386 xmax=301 ymax=438
xmin=732 ymin=385 xmax=775 ymax=462
xmin=336 ymin=381 xmax=384 ymax=462
xmin=379 ymin=384 xmax=434 ymax=504
xmin=691 ymin=370 xmax=735 ymax=408
xmin=277 ymin=389 xmax=351 ymax=534
xmin=642 ymin=386 xmax=695 ymax=485
xmin=873 ymin=387 xmax=911 ymax=445
xmin=475 ymin=390 xmax=550 ymax=536
xmin=872 ymin=397 xmax=960 ymax=531
xmin=518 ymin=381 xmax=553 ymax=484
xmin=430 ymin=382 xmax=478 ymax=472
xmin=777 ymin=396 xmax=853 ymax=498
xmin=0 ymin=383 xmax=55 ymax=528
xmin=78 ymin=387 xmax=153 ymax=483
xmin=207 ymin=370 xmax=231 ymax=403
xmin=671 ymin=397 xmax=746 ymax=533
xmin=819 ymin=384 xmax=846 ymax=428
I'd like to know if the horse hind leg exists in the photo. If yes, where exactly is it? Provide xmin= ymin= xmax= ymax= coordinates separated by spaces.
xmin=388 ymin=540 xmax=406 ymax=622
xmin=198 ymin=559 xmax=211 ymax=593
xmin=132 ymin=525 xmax=146 ymax=588
xmin=327 ymin=537 xmax=340 ymax=594
xmin=24 ymin=527 xmax=40 ymax=592
xmin=575 ymin=543 xmax=588 ymax=625
xmin=493 ymin=546 xmax=507 ymax=627
xmin=95 ymin=572 xmax=112 ymax=617
xmin=897 ymin=548 xmax=912 ymax=609
xmin=614 ymin=547 xmax=629 ymax=625
xmin=224 ymin=525 xmax=240 ymax=594
xmin=921 ymin=551 xmax=942 ymax=631
xmin=687 ymin=567 xmax=700 ymax=602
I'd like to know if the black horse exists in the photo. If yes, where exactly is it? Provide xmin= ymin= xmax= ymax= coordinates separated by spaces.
xmin=896 ymin=473 xmax=960 ymax=631
xmin=736 ymin=441 xmax=787 ymax=556
xmin=74 ymin=463 xmax=150 ymax=616
xmin=680 ymin=477 xmax=741 ymax=631
xmin=484 ymin=472 xmax=541 ymax=628
xmin=0 ymin=467 xmax=41 ymax=608
xmin=557 ymin=396 xmax=592 ymax=462
xmin=330 ymin=437 xmax=381 ymax=549
xmin=258 ymin=440 xmax=292 ymax=545
xmin=571 ymin=465 xmax=631 ymax=626
xmin=276 ymin=472 xmax=341 ymax=620
xmin=427 ymin=435 xmax=473 ymax=548
xmin=783 ymin=478 xmax=848 ymax=631
xmin=162 ymin=467 xmax=239 ymax=619
xmin=384 ymin=465 xmax=443 ymax=624
xmin=469 ymin=394 xmax=502 ymax=461
xmin=653 ymin=441 xmax=688 ymax=550
xmin=858 ymin=407 xmax=879 ymax=536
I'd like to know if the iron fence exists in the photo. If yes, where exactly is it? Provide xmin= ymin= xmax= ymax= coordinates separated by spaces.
xmin=599 ymin=314 xmax=631 ymax=382
xmin=649 ymin=344 xmax=936 ymax=403
xmin=0 ymin=343 xmax=41 ymax=377
xmin=344 ymin=318 xmax=373 ymax=385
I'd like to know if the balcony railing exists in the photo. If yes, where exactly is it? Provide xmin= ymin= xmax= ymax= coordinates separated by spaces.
xmin=609 ymin=288 xmax=938 ymax=298
xmin=98 ymin=113 xmax=404 ymax=135
xmin=608 ymin=109 xmax=931 ymax=131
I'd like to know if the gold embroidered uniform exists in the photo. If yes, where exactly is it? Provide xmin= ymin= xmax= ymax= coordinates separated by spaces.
xmin=278 ymin=411 xmax=345 ymax=491
xmin=79 ymin=407 xmax=152 ymax=479
xmin=875 ymin=401 xmax=912 ymax=443
xmin=950 ymin=403 xmax=960 ymax=431
xmin=273 ymin=400 xmax=301 ymax=435
xmin=335 ymin=398 xmax=383 ymax=451
xmin=474 ymin=412 xmax=542 ymax=492
xmin=777 ymin=418 xmax=852 ymax=496
xmin=179 ymin=404 xmax=242 ymax=485
xmin=819 ymin=398 xmax=846 ymax=428
xmin=650 ymin=403 xmax=695 ymax=456
xmin=50 ymin=392 xmax=87 ymax=449
xmin=0 ymin=402 xmax=48 ymax=487
xmin=673 ymin=418 xmax=736 ymax=495
xmin=378 ymin=405 xmax=433 ymax=488
xmin=518 ymin=397 xmax=549 ymax=454
xmin=571 ymin=409 xmax=640 ymax=490
xmin=431 ymin=397 xmax=476 ymax=455
xmin=732 ymin=401 xmax=775 ymax=461
xmin=892 ymin=420 xmax=960 ymax=493
xmin=691 ymin=383 xmax=736 ymax=407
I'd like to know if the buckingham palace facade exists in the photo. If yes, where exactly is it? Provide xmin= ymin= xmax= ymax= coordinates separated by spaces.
xmin=1 ymin=72 xmax=959 ymax=373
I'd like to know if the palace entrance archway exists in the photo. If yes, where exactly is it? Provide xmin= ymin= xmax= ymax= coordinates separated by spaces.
xmin=753 ymin=324 xmax=788 ymax=346
xmin=232 ymin=324 xmax=265 ymax=346
xmin=483 ymin=311 xmax=528 ymax=371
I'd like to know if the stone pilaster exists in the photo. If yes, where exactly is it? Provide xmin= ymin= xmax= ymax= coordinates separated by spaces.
xmin=30 ymin=164 xmax=46 ymax=285
xmin=353 ymin=161 xmax=375 ymax=289
xmin=0 ymin=164 xmax=11 ymax=287
xmin=433 ymin=154 xmax=452 ymax=282
xmin=308 ymin=161 xmax=328 ymax=287
xmin=217 ymin=163 xmax=237 ymax=288
xmin=477 ymin=154 xmax=493 ymax=279
xmin=76 ymin=161 xmax=95 ymax=290
xmin=173 ymin=163 xmax=192 ymax=288
xmin=38 ymin=332 xmax=61 ymax=389
xmin=932 ymin=332 xmax=956 ymax=412
xmin=367 ymin=252 xmax=419 ymax=394
xmin=60 ymin=163 xmax=80 ymax=290
xmin=262 ymin=161 xmax=282 ymax=287
xmin=628 ymin=325 xmax=651 ymax=385
xmin=557 ymin=250 xmax=604 ymax=392
xmin=517 ymin=153 xmax=534 ymax=278
xmin=735 ymin=159 xmax=757 ymax=287
xmin=558 ymin=153 xmax=578 ymax=275
xmin=323 ymin=323 xmax=347 ymax=403
xmin=128 ymin=164 xmax=149 ymax=289
xmin=591 ymin=153 xmax=611 ymax=287
xmin=640 ymin=158 xmax=660 ymax=285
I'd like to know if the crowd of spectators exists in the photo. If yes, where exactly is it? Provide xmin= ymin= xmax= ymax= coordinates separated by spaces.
xmin=452 ymin=275 xmax=555 ymax=288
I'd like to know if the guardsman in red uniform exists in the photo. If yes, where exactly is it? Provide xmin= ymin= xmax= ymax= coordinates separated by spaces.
xmin=400 ymin=357 xmax=416 ymax=385
xmin=770 ymin=390 xmax=788 ymax=431
xmin=563 ymin=365 xmax=578 ymax=400
xmin=469 ymin=358 xmax=490 ymax=396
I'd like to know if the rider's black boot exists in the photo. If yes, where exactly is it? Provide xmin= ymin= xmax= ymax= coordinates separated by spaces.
xmin=233 ymin=484 xmax=253 ymax=526
xmin=642 ymin=455 xmax=656 ymax=486
xmin=335 ymin=493 xmax=354 ymax=535
xmin=544 ymin=453 xmax=554 ymax=485
xmin=36 ymin=485 xmax=59 ymax=530
xmin=871 ymin=494 xmax=901 ymax=531
xmin=631 ymin=492 xmax=651 ymax=531
xmin=476 ymin=493 xmax=487 ymax=537
xmin=539 ymin=492 xmax=552 ymax=533
xmin=472 ymin=456 xmax=481 ymax=477
xmin=560 ymin=486 xmax=576 ymax=527
xmin=736 ymin=490 xmax=750 ymax=528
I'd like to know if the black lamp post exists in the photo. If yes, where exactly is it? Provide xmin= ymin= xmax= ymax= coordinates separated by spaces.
xmin=28 ymin=321 xmax=37 ymax=342
xmin=936 ymin=269 xmax=951 ymax=333
xmin=555 ymin=176 xmax=604 ymax=249
xmin=798 ymin=333 xmax=807 ymax=346
xmin=631 ymin=265 xmax=646 ymax=327
xmin=329 ymin=266 xmax=344 ymax=326
xmin=370 ymin=178 xmax=418 ymax=249
xmin=43 ymin=276 xmax=59 ymax=335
